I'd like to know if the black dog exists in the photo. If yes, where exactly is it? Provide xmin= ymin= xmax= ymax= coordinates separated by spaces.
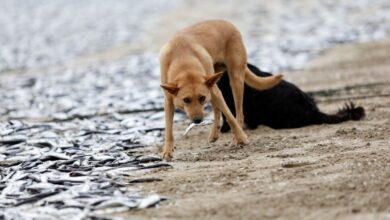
xmin=217 ymin=63 xmax=365 ymax=132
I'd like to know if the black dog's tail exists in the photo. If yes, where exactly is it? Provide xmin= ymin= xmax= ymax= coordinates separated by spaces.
xmin=316 ymin=102 xmax=365 ymax=124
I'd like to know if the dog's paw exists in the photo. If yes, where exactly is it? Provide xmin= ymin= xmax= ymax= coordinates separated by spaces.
xmin=208 ymin=132 xmax=219 ymax=143
xmin=237 ymin=136 xmax=249 ymax=145
xmin=233 ymin=133 xmax=249 ymax=145
xmin=161 ymin=150 xmax=173 ymax=162
xmin=161 ymin=143 xmax=174 ymax=161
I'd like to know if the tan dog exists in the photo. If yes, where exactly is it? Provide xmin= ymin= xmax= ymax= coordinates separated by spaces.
xmin=160 ymin=20 xmax=282 ymax=161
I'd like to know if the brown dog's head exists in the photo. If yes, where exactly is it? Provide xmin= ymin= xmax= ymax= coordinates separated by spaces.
xmin=161 ymin=71 xmax=224 ymax=124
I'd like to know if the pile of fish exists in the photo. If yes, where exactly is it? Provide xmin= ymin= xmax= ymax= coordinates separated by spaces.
xmin=0 ymin=0 xmax=177 ymax=72
xmin=0 ymin=53 xmax=165 ymax=122
xmin=0 ymin=53 xmax=171 ymax=219
xmin=244 ymin=0 xmax=390 ymax=71
xmin=0 ymin=116 xmax=169 ymax=219
xmin=0 ymin=51 xmax=188 ymax=219
xmin=1 ymin=0 xmax=388 ymax=73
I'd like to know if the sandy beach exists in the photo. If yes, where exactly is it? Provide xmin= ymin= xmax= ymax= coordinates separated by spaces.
xmin=1 ymin=0 xmax=389 ymax=219
xmin=121 ymin=39 xmax=390 ymax=220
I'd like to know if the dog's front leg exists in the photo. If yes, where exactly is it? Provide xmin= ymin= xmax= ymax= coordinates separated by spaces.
xmin=210 ymin=86 xmax=248 ymax=145
xmin=208 ymin=103 xmax=221 ymax=142
xmin=162 ymin=96 xmax=175 ymax=161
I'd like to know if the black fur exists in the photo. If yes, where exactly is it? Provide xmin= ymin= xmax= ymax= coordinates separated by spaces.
xmin=217 ymin=63 xmax=365 ymax=132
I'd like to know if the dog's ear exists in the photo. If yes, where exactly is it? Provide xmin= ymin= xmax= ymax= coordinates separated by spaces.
xmin=205 ymin=71 xmax=224 ymax=88
xmin=161 ymin=82 xmax=179 ymax=95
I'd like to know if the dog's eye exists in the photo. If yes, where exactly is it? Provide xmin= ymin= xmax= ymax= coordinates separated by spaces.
xmin=199 ymin=95 xmax=206 ymax=103
xmin=183 ymin=97 xmax=191 ymax=104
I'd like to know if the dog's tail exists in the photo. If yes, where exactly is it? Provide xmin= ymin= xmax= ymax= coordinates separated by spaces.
xmin=316 ymin=102 xmax=365 ymax=124
xmin=244 ymin=66 xmax=283 ymax=90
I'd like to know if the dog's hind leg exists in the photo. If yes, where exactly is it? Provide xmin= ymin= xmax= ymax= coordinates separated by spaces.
xmin=228 ymin=68 xmax=245 ymax=128
xmin=208 ymin=103 xmax=221 ymax=142
xmin=210 ymin=86 xmax=248 ymax=145
xmin=224 ymin=32 xmax=248 ymax=128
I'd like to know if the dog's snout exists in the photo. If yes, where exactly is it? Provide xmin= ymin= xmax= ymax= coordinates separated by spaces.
xmin=192 ymin=115 xmax=203 ymax=124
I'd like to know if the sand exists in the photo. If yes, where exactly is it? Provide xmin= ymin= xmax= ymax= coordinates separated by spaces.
xmin=119 ymin=40 xmax=390 ymax=220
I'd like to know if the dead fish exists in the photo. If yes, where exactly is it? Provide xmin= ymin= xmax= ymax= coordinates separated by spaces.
xmin=135 ymin=155 xmax=161 ymax=163
xmin=0 ymin=128 xmax=15 ymax=136
xmin=1 ymin=180 xmax=28 ymax=198
xmin=15 ymin=190 xmax=62 ymax=206
xmin=94 ymin=199 xmax=138 ymax=209
xmin=27 ymin=139 xmax=55 ymax=148
xmin=1 ymin=170 xmax=17 ymax=182
xmin=41 ymin=152 xmax=71 ymax=161
xmin=26 ymin=174 xmax=43 ymax=183
xmin=47 ymin=176 xmax=92 ymax=185
xmin=128 ymin=178 xmax=162 ymax=184
xmin=0 ymin=135 xmax=27 ymax=145
xmin=0 ymin=160 xmax=22 ymax=167
xmin=98 ymin=182 xmax=112 ymax=190
xmin=183 ymin=119 xmax=213 ymax=136
xmin=0 ymin=184 xmax=6 ymax=190
xmin=115 ymin=142 xmax=145 ymax=150
xmin=138 ymin=194 xmax=161 ymax=209
xmin=91 ymin=155 xmax=115 ymax=161
xmin=140 ymin=163 xmax=172 ymax=170
xmin=26 ymin=183 xmax=66 ymax=194
xmin=21 ymin=160 xmax=41 ymax=170
xmin=69 ymin=171 xmax=90 ymax=177
xmin=94 ymin=143 xmax=116 ymax=152
xmin=97 ymin=159 xmax=116 ymax=166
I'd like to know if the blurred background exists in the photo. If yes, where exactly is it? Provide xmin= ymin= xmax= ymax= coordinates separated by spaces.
xmin=1 ymin=0 xmax=389 ymax=72
xmin=0 ymin=0 xmax=389 ymax=135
